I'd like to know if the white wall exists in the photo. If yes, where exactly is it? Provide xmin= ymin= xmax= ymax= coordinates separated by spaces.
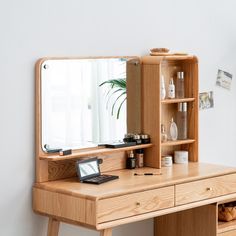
xmin=0 ymin=0 xmax=236 ymax=235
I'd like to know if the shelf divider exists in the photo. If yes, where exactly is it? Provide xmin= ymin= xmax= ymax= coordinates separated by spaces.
xmin=218 ymin=220 xmax=236 ymax=234
xmin=161 ymin=98 xmax=195 ymax=104
xmin=161 ymin=139 xmax=195 ymax=146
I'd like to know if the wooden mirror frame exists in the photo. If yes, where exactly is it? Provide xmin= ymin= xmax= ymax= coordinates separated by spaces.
xmin=35 ymin=56 xmax=143 ymax=182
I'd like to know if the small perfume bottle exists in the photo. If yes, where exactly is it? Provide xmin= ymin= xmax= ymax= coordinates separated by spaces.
xmin=168 ymin=78 xmax=175 ymax=99
xmin=169 ymin=118 xmax=178 ymax=141
xmin=161 ymin=75 xmax=166 ymax=100
xmin=136 ymin=149 xmax=144 ymax=168
xmin=161 ymin=124 xmax=168 ymax=142
xmin=126 ymin=150 xmax=136 ymax=169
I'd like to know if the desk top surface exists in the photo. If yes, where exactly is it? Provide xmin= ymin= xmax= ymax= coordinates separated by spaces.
xmin=34 ymin=162 xmax=236 ymax=200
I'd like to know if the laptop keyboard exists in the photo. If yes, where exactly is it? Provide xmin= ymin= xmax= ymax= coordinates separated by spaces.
xmin=83 ymin=174 xmax=119 ymax=184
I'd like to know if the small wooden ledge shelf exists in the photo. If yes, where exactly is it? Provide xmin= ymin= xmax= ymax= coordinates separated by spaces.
xmin=161 ymin=98 xmax=195 ymax=104
xmin=39 ymin=143 xmax=153 ymax=161
xmin=161 ymin=139 xmax=195 ymax=146
xmin=218 ymin=220 xmax=236 ymax=234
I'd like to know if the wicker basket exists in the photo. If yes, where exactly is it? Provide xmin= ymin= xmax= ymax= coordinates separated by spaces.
xmin=218 ymin=202 xmax=236 ymax=222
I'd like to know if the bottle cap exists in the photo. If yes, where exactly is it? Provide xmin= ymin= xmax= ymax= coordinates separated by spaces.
xmin=129 ymin=150 xmax=134 ymax=158
xmin=177 ymin=72 xmax=184 ymax=79
xmin=133 ymin=134 xmax=141 ymax=140
xmin=136 ymin=149 xmax=144 ymax=154
xmin=141 ymin=134 xmax=149 ymax=139
xmin=169 ymin=78 xmax=174 ymax=84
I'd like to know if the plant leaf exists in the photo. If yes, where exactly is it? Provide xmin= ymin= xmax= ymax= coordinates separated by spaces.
xmin=111 ymin=91 xmax=126 ymax=115
xmin=99 ymin=78 xmax=126 ymax=89
xmin=106 ymin=88 xmax=124 ymax=109
xmin=117 ymin=97 xmax=127 ymax=119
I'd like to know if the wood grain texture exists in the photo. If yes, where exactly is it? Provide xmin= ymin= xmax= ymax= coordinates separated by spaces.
xmin=35 ymin=59 xmax=49 ymax=182
xmin=155 ymin=204 xmax=217 ymax=236
xmin=39 ymin=144 xmax=153 ymax=161
xmin=218 ymin=230 xmax=236 ymax=236
xmin=141 ymin=56 xmax=199 ymax=169
xmin=218 ymin=220 xmax=236 ymax=234
xmin=176 ymin=173 xmax=236 ymax=206
xmin=35 ymin=56 xmax=142 ymax=183
xmin=47 ymin=152 xmax=128 ymax=181
xmin=127 ymin=58 xmax=142 ymax=133
xmin=33 ymin=188 xmax=96 ymax=226
xmin=161 ymin=97 xmax=195 ymax=104
xmin=97 ymin=192 xmax=236 ymax=230
xmin=34 ymin=163 xmax=236 ymax=200
xmin=97 ymin=186 xmax=174 ymax=223
xmin=47 ymin=218 xmax=60 ymax=236
xmin=141 ymin=63 xmax=161 ymax=168
xmin=100 ymin=228 xmax=112 ymax=236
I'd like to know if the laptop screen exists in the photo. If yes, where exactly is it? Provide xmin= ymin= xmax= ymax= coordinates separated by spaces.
xmin=76 ymin=158 xmax=100 ymax=181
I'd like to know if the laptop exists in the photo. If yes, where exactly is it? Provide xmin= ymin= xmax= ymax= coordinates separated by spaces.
xmin=76 ymin=157 xmax=119 ymax=184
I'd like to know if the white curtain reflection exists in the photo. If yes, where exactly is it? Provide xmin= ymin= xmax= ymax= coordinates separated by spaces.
xmin=41 ymin=58 xmax=127 ymax=150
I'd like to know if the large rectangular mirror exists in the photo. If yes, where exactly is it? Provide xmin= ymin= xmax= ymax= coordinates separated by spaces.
xmin=40 ymin=57 xmax=140 ymax=152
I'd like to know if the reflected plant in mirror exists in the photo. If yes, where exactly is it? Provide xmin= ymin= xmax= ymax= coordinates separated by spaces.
xmin=41 ymin=58 xmax=128 ymax=151
xmin=99 ymin=58 xmax=127 ymax=119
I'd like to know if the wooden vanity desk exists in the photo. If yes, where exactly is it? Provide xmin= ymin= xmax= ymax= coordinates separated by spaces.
xmin=33 ymin=56 xmax=236 ymax=236
xmin=34 ymin=163 xmax=236 ymax=236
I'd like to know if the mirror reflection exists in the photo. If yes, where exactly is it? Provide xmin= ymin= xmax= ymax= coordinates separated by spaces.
xmin=41 ymin=58 xmax=128 ymax=151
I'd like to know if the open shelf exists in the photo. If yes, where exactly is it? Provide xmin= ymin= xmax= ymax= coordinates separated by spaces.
xmin=39 ymin=143 xmax=153 ymax=161
xmin=161 ymin=98 xmax=195 ymax=104
xmin=218 ymin=220 xmax=236 ymax=234
xmin=161 ymin=139 xmax=195 ymax=146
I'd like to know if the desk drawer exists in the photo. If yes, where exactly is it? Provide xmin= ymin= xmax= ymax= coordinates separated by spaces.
xmin=97 ymin=186 xmax=174 ymax=223
xmin=176 ymin=174 xmax=236 ymax=206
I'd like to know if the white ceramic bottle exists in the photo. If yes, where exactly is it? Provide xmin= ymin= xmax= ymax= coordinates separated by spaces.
xmin=161 ymin=75 xmax=166 ymax=100
xmin=168 ymin=78 xmax=175 ymax=99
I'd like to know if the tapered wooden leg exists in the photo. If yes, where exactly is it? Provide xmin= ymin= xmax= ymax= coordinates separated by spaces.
xmin=100 ymin=228 xmax=112 ymax=236
xmin=47 ymin=218 xmax=60 ymax=236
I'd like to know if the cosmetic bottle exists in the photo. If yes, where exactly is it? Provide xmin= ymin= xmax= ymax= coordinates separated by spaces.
xmin=161 ymin=75 xmax=166 ymax=100
xmin=176 ymin=72 xmax=185 ymax=98
xmin=177 ymin=102 xmax=187 ymax=139
xmin=126 ymin=150 xmax=136 ymax=169
xmin=136 ymin=149 xmax=144 ymax=168
xmin=168 ymin=78 xmax=175 ymax=99
xmin=169 ymin=118 xmax=178 ymax=141
xmin=161 ymin=124 xmax=168 ymax=143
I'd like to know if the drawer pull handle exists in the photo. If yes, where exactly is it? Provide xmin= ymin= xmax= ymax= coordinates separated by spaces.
xmin=206 ymin=187 xmax=213 ymax=191
xmin=136 ymin=202 xmax=141 ymax=206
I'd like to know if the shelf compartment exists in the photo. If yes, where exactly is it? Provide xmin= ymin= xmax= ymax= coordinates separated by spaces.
xmin=161 ymin=98 xmax=195 ymax=104
xmin=218 ymin=220 xmax=236 ymax=234
xmin=39 ymin=143 xmax=153 ymax=161
xmin=161 ymin=139 xmax=195 ymax=146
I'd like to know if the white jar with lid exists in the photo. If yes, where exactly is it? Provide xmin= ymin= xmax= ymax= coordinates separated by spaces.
xmin=161 ymin=155 xmax=173 ymax=167
xmin=174 ymin=151 xmax=188 ymax=164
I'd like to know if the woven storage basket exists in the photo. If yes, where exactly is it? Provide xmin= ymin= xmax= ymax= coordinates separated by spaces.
xmin=218 ymin=203 xmax=236 ymax=222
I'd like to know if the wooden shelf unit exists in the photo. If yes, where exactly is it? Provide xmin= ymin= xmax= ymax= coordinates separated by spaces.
xmin=142 ymin=55 xmax=199 ymax=168
xmin=217 ymin=198 xmax=236 ymax=235
xmin=39 ymin=143 xmax=153 ymax=161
